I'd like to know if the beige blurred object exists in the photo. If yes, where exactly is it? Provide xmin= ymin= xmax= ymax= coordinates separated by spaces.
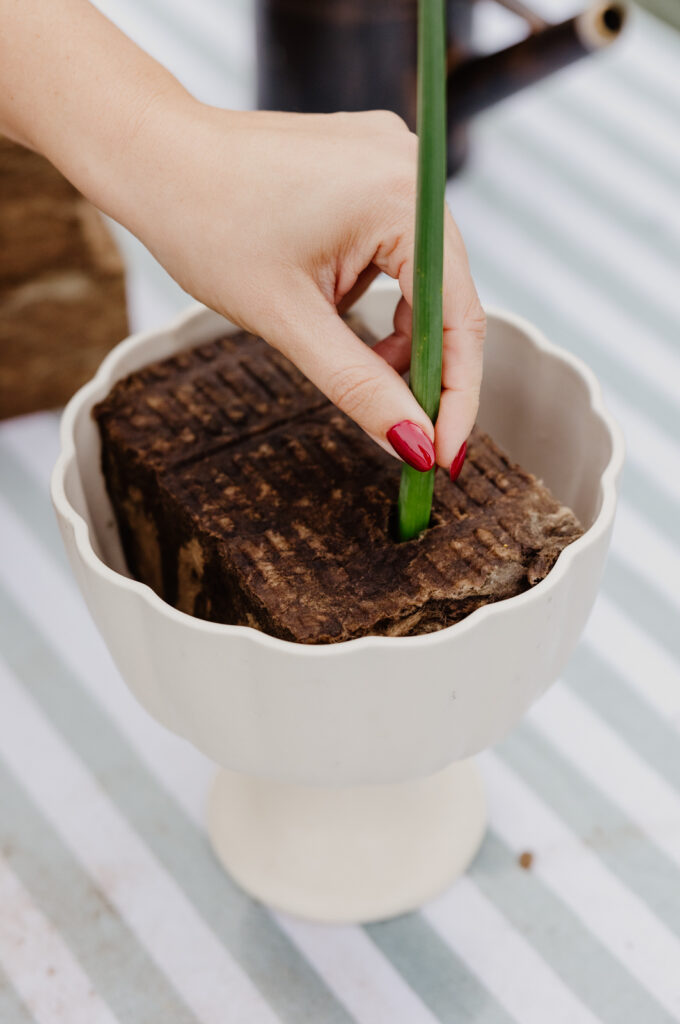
xmin=0 ymin=136 xmax=128 ymax=420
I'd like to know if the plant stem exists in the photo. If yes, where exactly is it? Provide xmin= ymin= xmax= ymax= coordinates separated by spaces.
xmin=398 ymin=0 xmax=447 ymax=541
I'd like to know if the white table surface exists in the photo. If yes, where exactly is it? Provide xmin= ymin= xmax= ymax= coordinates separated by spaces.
xmin=1 ymin=2 xmax=680 ymax=1022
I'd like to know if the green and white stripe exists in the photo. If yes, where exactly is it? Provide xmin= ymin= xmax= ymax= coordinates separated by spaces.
xmin=2 ymin=0 xmax=680 ymax=1020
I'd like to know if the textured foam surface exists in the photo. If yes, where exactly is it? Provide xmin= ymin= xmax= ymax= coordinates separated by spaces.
xmin=94 ymin=328 xmax=583 ymax=643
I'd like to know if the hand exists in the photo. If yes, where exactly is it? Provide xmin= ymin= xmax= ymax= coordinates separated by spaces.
xmin=0 ymin=0 xmax=483 ymax=472
xmin=122 ymin=102 xmax=486 ymax=474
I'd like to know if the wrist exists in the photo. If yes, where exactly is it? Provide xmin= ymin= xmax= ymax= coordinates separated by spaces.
xmin=82 ymin=79 xmax=200 ymax=230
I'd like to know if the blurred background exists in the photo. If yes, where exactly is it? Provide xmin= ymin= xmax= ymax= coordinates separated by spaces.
xmin=1 ymin=2 xmax=680 ymax=1023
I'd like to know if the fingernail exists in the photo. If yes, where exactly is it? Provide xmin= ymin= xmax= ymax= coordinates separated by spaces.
xmin=387 ymin=420 xmax=435 ymax=472
xmin=450 ymin=441 xmax=467 ymax=483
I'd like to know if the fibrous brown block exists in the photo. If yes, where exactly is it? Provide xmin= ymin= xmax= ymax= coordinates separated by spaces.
xmin=95 ymin=327 xmax=583 ymax=644
xmin=0 ymin=136 xmax=128 ymax=419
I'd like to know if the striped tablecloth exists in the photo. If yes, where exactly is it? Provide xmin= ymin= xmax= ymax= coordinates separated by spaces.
xmin=1 ymin=2 xmax=679 ymax=1022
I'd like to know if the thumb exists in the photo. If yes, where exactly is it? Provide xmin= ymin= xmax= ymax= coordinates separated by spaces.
xmin=263 ymin=283 xmax=436 ymax=472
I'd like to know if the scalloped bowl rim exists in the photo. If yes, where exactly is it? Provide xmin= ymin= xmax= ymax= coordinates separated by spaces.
xmin=51 ymin=293 xmax=624 ymax=660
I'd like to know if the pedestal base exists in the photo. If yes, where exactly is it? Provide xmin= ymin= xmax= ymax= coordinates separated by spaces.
xmin=207 ymin=760 xmax=486 ymax=924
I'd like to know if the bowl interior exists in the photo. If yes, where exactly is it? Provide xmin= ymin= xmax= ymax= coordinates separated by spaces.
xmin=64 ymin=285 xmax=613 ymax=582
xmin=478 ymin=314 xmax=612 ymax=530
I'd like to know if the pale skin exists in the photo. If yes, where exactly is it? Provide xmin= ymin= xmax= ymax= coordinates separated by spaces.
xmin=1 ymin=0 xmax=486 ymax=472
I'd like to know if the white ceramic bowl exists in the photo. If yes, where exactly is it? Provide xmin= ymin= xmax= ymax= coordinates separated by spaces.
xmin=52 ymin=280 xmax=623 ymax=922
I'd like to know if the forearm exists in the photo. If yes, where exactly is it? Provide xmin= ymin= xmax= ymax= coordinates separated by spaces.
xmin=0 ymin=0 xmax=194 ymax=221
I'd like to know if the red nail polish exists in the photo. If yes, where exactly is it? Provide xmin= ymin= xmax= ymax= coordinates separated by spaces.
xmin=387 ymin=420 xmax=435 ymax=472
xmin=450 ymin=441 xmax=467 ymax=483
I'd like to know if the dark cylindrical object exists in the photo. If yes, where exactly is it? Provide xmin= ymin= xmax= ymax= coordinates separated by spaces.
xmin=447 ymin=4 xmax=626 ymax=123
xmin=256 ymin=0 xmax=473 ymax=145
xmin=255 ymin=1 xmax=625 ymax=177
xmin=257 ymin=0 xmax=417 ymax=126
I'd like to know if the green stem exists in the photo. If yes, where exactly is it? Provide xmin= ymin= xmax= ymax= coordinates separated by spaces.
xmin=398 ymin=0 xmax=447 ymax=541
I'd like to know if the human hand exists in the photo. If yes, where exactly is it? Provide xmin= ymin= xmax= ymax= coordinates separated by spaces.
xmin=118 ymin=103 xmax=486 ymax=475
xmin=0 ymin=0 xmax=483 ymax=473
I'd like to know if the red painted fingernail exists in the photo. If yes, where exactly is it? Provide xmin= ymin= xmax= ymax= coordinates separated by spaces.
xmin=450 ymin=441 xmax=467 ymax=483
xmin=386 ymin=420 xmax=435 ymax=472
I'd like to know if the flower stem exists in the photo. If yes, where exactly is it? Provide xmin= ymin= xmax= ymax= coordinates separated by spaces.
xmin=398 ymin=0 xmax=446 ymax=541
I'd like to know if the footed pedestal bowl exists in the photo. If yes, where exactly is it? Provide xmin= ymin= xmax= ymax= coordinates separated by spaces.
xmin=51 ymin=280 xmax=623 ymax=923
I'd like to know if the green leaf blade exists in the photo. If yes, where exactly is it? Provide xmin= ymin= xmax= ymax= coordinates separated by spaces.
xmin=398 ymin=0 xmax=447 ymax=541
xmin=398 ymin=465 xmax=435 ymax=541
